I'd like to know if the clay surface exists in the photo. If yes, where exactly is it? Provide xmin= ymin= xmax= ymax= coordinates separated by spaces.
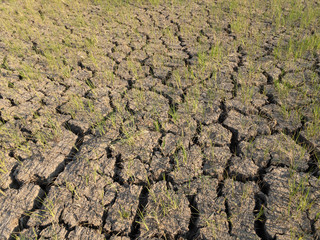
xmin=0 ymin=0 xmax=319 ymax=239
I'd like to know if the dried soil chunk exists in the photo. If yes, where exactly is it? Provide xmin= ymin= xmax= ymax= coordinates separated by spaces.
xmin=193 ymin=99 xmax=221 ymax=125
xmin=40 ymin=224 xmax=67 ymax=239
xmin=56 ymin=156 xmax=116 ymax=209
xmin=104 ymin=185 xmax=142 ymax=233
xmin=164 ymin=111 xmax=197 ymax=149
xmin=183 ymin=86 xmax=222 ymax=125
xmin=1 ymin=82 xmax=37 ymax=106
xmin=149 ymin=152 xmax=171 ymax=180
xmin=68 ymin=226 xmax=105 ymax=240
xmin=19 ymin=224 xmax=67 ymax=239
xmin=0 ymin=184 xmax=41 ymax=239
xmin=58 ymin=135 xmax=116 ymax=179
xmin=229 ymin=156 xmax=259 ymax=180
xmin=126 ymin=89 xmax=169 ymax=127
xmin=223 ymin=179 xmax=260 ymax=239
xmin=239 ymin=133 xmax=309 ymax=171
xmin=130 ymin=49 xmax=148 ymax=62
xmin=0 ymin=151 xmax=17 ymax=189
xmin=161 ymin=133 xmax=179 ymax=156
xmin=59 ymin=95 xmax=103 ymax=130
xmin=235 ymin=68 xmax=268 ymax=87
xmin=85 ymin=88 xmax=112 ymax=115
xmin=28 ymin=186 xmax=73 ymax=227
xmin=81 ymin=54 xmax=115 ymax=73
xmin=251 ymin=93 xmax=269 ymax=109
xmin=107 ymin=76 xmax=128 ymax=91
xmin=0 ymin=122 xmax=26 ymax=150
xmin=167 ymin=66 xmax=195 ymax=89
xmin=261 ymin=104 xmax=302 ymax=132
xmin=0 ymin=98 xmax=11 ymax=113
xmin=135 ymin=76 xmax=159 ymax=90
xmin=109 ymin=51 xmax=126 ymax=63
xmin=169 ymin=145 xmax=203 ymax=184
xmin=196 ymin=178 xmax=231 ymax=239
xmin=203 ymin=146 xmax=232 ymax=179
xmin=116 ymin=60 xmax=147 ymax=80
xmin=263 ymin=168 xmax=314 ymax=239
xmin=223 ymin=110 xmax=270 ymax=141
xmin=225 ymin=98 xmax=259 ymax=115
xmin=199 ymin=123 xmax=232 ymax=147
xmin=208 ymin=71 xmax=234 ymax=94
xmin=119 ymin=158 xmax=147 ymax=184
xmin=140 ymin=181 xmax=190 ymax=238
xmin=282 ymin=70 xmax=317 ymax=88
xmin=73 ymin=68 xmax=93 ymax=81
xmin=265 ymin=85 xmax=311 ymax=109
xmin=111 ymin=130 xmax=161 ymax=163
xmin=61 ymin=196 xmax=104 ymax=228
xmin=90 ymin=115 xmax=120 ymax=139
xmin=4 ymin=100 xmax=41 ymax=121
xmin=261 ymin=61 xmax=282 ymax=81
xmin=153 ymin=82 xmax=184 ymax=105
xmin=152 ymin=66 xmax=171 ymax=80
xmin=14 ymin=129 xmax=77 ymax=184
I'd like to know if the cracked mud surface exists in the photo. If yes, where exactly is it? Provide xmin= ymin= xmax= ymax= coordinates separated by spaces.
xmin=0 ymin=0 xmax=320 ymax=239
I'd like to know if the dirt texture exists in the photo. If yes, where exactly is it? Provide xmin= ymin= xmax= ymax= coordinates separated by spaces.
xmin=0 ymin=0 xmax=319 ymax=239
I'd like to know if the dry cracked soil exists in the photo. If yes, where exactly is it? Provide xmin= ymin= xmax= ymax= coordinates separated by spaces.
xmin=0 ymin=0 xmax=320 ymax=239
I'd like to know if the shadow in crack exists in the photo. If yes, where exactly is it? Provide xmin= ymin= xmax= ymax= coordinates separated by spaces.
xmin=254 ymin=193 xmax=274 ymax=240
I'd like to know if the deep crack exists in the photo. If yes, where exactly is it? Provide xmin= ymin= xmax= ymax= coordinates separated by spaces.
xmin=129 ymin=185 xmax=149 ymax=239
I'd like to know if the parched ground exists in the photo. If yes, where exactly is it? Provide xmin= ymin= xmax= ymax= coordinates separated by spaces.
xmin=0 ymin=0 xmax=320 ymax=239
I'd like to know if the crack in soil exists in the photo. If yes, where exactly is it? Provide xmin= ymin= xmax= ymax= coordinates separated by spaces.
xmin=254 ymin=193 xmax=274 ymax=240
xmin=129 ymin=185 xmax=149 ymax=239
xmin=186 ymin=194 xmax=199 ymax=240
